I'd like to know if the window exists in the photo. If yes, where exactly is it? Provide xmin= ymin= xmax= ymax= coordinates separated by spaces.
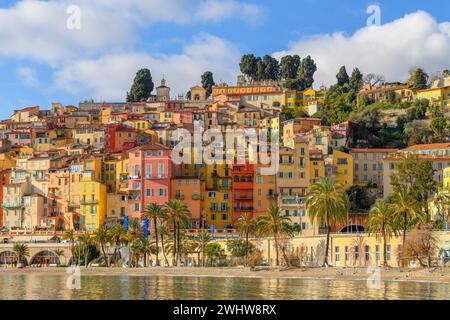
xmin=365 ymin=245 xmax=370 ymax=262
xmin=208 ymin=192 xmax=216 ymax=198
xmin=375 ymin=245 xmax=380 ymax=262
xmin=158 ymin=188 xmax=165 ymax=196
xmin=363 ymin=163 xmax=368 ymax=171
xmin=221 ymin=213 xmax=228 ymax=221
xmin=134 ymin=203 xmax=140 ymax=212
xmin=210 ymin=214 xmax=216 ymax=220
xmin=146 ymin=189 xmax=153 ymax=197
xmin=354 ymin=246 xmax=360 ymax=261
xmin=335 ymin=247 xmax=340 ymax=263
xmin=345 ymin=246 xmax=349 ymax=261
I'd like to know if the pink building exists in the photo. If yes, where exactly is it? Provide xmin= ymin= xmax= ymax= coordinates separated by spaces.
xmin=8 ymin=129 xmax=32 ymax=147
xmin=127 ymin=144 xmax=173 ymax=219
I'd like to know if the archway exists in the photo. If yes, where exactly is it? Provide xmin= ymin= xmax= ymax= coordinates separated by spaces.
xmin=340 ymin=225 xmax=365 ymax=233
xmin=30 ymin=250 xmax=61 ymax=267
xmin=0 ymin=251 xmax=18 ymax=266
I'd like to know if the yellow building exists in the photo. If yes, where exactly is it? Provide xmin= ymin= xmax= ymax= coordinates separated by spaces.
xmin=416 ymin=75 xmax=450 ymax=110
xmin=203 ymin=162 xmax=232 ymax=228
xmin=328 ymin=150 xmax=354 ymax=189
xmin=80 ymin=172 xmax=107 ymax=231
xmin=309 ymin=149 xmax=326 ymax=185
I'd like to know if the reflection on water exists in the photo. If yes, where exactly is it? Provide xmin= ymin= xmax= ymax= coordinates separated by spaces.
xmin=0 ymin=274 xmax=449 ymax=300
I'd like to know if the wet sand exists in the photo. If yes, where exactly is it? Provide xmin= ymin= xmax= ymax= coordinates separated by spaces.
xmin=2 ymin=266 xmax=450 ymax=283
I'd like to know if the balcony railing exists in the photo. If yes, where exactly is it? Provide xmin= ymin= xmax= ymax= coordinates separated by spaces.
xmin=80 ymin=199 xmax=99 ymax=205
xmin=234 ymin=207 xmax=254 ymax=211
xmin=2 ymin=203 xmax=22 ymax=209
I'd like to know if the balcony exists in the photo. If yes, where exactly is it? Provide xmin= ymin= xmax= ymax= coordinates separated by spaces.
xmin=234 ymin=195 xmax=253 ymax=200
xmin=130 ymin=182 xmax=142 ymax=190
xmin=80 ymin=199 xmax=99 ymax=205
xmin=128 ymin=174 xmax=141 ymax=180
xmin=175 ymin=194 xmax=184 ymax=200
xmin=2 ymin=203 xmax=22 ymax=209
xmin=234 ymin=206 xmax=254 ymax=211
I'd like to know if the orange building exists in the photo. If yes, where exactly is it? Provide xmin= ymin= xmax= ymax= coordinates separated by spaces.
xmin=170 ymin=177 xmax=205 ymax=228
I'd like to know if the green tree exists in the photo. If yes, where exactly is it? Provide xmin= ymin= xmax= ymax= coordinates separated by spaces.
xmin=320 ymin=84 xmax=353 ymax=125
xmin=92 ymin=225 xmax=110 ymax=267
xmin=280 ymin=55 xmax=301 ymax=80
xmin=53 ymin=249 xmax=66 ymax=266
xmin=349 ymin=68 xmax=364 ymax=92
xmin=235 ymin=213 xmax=256 ymax=266
xmin=142 ymin=203 xmax=166 ymax=266
xmin=390 ymin=155 xmax=437 ymax=222
xmin=239 ymin=54 xmax=258 ymax=81
xmin=430 ymin=116 xmax=447 ymax=138
xmin=262 ymin=55 xmax=280 ymax=80
xmin=77 ymin=233 xmax=93 ymax=267
xmin=227 ymin=238 xmax=255 ymax=264
xmin=256 ymin=203 xmax=293 ymax=266
xmin=127 ymin=68 xmax=154 ymax=102
xmin=408 ymin=68 xmax=429 ymax=91
xmin=62 ymin=230 xmax=76 ymax=259
xmin=205 ymin=243 xmax=226 ymax=266
xmin=305 ymin=178 xmax=350 ymax=266
xmin=390 ymin=187 xmax=423 ymax=246
xmin=13 ymin=242 xmax=29 ymax=266
xmin=165 ymin=199 xmax=191 ymax=266
xmin=201 ymin=71 xmax=215 ymax=98
xmin=298 ymin=55 xmax=317 ymax=89
xmin=336 ymin=66 xmax=350 ymax=86
xmin=109 ymin=224 xmax=124 ymax=265
xmin=367 ymin=199 xmax=399 ymax=266
xmin=191 ymin=232 xmax=212 ymax=267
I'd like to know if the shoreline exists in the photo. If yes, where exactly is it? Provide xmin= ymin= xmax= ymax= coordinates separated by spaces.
xmin=2 ymin=266 xmax=450 ymax=284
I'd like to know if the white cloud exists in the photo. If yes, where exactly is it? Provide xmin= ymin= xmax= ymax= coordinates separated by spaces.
xmin=196 ymin=0 xmax=265 ymax=26
xmin=53 ymin=33 xmax=240 ymax=100
xmin=0 ymin=0 xmax=264 ymax=64
xmin=273 ymin=11 xmax=450 ymax=87
xmin=17 ymin=67 xmax=39 ymax=87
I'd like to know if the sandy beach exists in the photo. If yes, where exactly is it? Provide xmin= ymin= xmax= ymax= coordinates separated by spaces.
xmin=2 ymin=266 xmax=450 ymax=283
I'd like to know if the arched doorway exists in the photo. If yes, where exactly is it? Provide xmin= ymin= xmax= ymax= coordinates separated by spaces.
xmin=30 ymin=250 xmax=61 ymax=267
xmin=340 ymin=225 xmax=365 ymax=233
xmin=0 ymin=251 xmax=18 ymax=266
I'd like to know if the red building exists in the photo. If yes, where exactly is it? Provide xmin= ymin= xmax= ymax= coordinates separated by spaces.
xmin=232 ymin=163 xmax=255 ymax=222
xmin=0 ymin=169 xmax=11 ymax=228
xmin=104 ymin=124 xmax=119 ymax=151
xmin=127 ymin=144 xmax=174 ymax=220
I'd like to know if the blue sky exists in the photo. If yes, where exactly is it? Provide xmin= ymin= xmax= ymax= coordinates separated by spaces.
xmin=0 ymin=0 xmax=449 ymax=119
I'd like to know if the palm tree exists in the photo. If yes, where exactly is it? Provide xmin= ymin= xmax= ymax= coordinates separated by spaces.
xmin=305 ymin=178 xmax=350 ymax=267
xmin=367 ymin=199 xmax=399 ymax=266
xmin=191 ymin=232 xmax=212 ymax=267
xmin=109 ymin=223 xmax=124 ymax=266
xmin=164 ymin=199 xmax=191 ymax=266
xmin=62 ymin=230 xmax=76 ymax=260
xmin=53 ymin=249 xmax=65 ymax=266
xmin=256 ymin=203 xmax=293 ymax=266
xmin=235 ymin=213 xmax=256 ymax=266
xmin=13 ymin=242 xmax=29 ymax=267
xmin=142 ymin=203 xmax=166 ymax=266
xmin=78 ymin=233 xmax=92 ymax=268
xmin=92 ymin=225 xmax=110 ymax=267
xmin=390 ymin=186 xmax=423 ymax=246
xmin=157 ymin=225 xmax=170 ymax=266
